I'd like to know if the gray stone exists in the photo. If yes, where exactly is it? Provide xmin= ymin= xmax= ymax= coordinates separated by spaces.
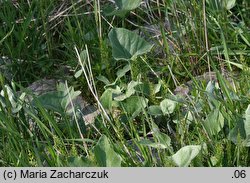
xmin=25 ymin=78 xmax=100 ymax=124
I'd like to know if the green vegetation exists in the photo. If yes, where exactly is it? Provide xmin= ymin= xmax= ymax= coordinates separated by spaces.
xmin=0 ymin=0 xmax=250 ymax=167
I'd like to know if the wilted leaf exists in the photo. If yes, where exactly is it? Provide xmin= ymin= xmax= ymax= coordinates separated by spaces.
xmin=109 ymin=28 xmax=153 ymax=60
xmin=172 ymin=145 xmax=201 ymax=167
xmin=93 ymin=135 xmax=122 ymax=167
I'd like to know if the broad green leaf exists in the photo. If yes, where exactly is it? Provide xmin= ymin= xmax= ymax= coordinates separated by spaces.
xmin=120 ymin=96 xmax=148 ymax=119
xmin=114 ymin=81 xmax=141 ymax=101
xmin=228 ymin=118 xmax=246 ymax=145
xmin=202 ymin=108 xmax=224 ymax=137
xmin=172 ymin=145 xmax=201 ymax=167
xmin=148 ymin=105 xmax=163 ymax=116
xmin=134 ymin=82 xmax=151 ymax=96
xmin=74 ymin=70 xmax=83 ymax=78
xmin=160 ymin=98 xmax=177 ymax=115
xmin=116 ymin=64 xmax=131 ymax=79
xmin=80 ymin=50 xmax=88 ymax=62
xmin=126 ymin=81 xmax=141 ymax=97
xmin=100 ymin=89 xmax=113 ymax=110
xmin=225 ymin=0 xmax=236 ymax=10
xmin=109 ymin=28 xmax=153 ymax=60
xmin=93 ymin=135 xmax=122 ymax=167
xmin=154 ymin=82 xmax=161 ymax=94
xmin=96 ymin=75 xmax=110 ymax=85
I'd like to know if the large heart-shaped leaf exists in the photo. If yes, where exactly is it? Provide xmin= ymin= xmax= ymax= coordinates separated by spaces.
xmin=93 ymin=135 xmax=122 ymax=167
xmin=109 ymin=28 xmax=153 ymax=60
xmin=172 ymin=145 xmax=202 ymax=167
